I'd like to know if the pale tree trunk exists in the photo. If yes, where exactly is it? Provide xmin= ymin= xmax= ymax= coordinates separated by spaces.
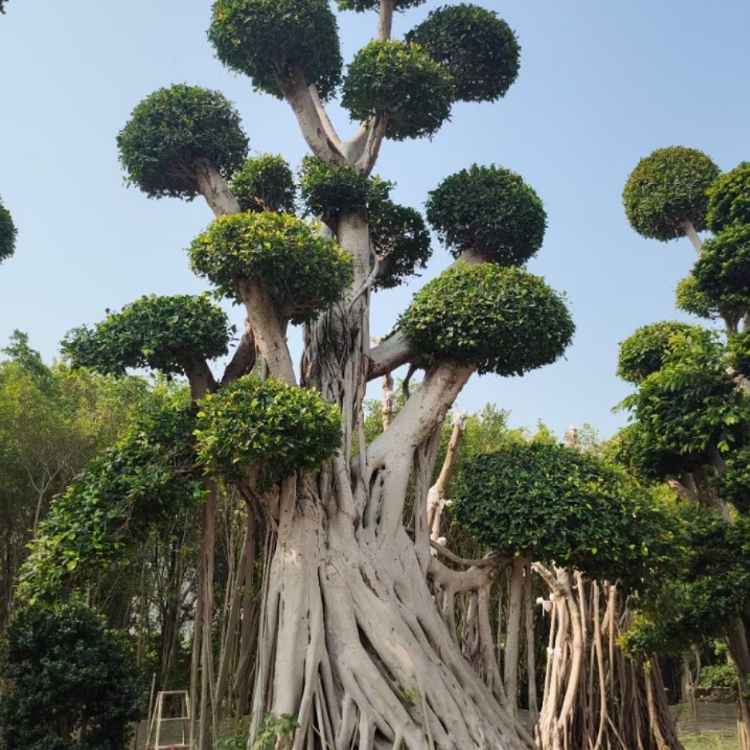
xmin=680 ymin=220 xmax=703 ymax=255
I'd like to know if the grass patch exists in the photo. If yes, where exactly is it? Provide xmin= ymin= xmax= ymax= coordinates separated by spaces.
xmin=680 ymin=733 xmax=739 ymax=750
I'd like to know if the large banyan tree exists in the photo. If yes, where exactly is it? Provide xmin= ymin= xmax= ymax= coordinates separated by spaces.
xmin=23 ymin=3 xmax=577 ymax=749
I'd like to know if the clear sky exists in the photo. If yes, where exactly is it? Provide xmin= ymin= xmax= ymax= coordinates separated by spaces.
xmin=1 ymin=0 xmax=749 ymax=438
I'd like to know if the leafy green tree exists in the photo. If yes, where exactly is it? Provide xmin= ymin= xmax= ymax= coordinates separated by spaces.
xmin=35 ymin=3 xmax=577 ymax=749
xmin=0 ymin=601 xmax=142 ymax=750
xmin=0 ymin=195 xmax=16 ymax=264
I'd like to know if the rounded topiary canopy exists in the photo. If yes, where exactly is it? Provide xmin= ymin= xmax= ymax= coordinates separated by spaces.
xmin=189 ymin=212 xmax=353 ymax=324
xmin=617 ymin=320 xmax=706 ymax=383
xmin=398 ymin=263 xmax=574 ymax=376
xmin=117 ymin=84 xmax=248 ymax=201
xmin=693 ymin=224 xmax=750 ymax=301
xmin=426 ymin=164 xmax=546 ymax=263
xmin=341 ymin=40 xmax=453 ymax=141
xmin=0 ymin=196 xmax=16 ymax=264
xmin=715 ymin=447 xmax=750 ymax=514
xmin=405 ymin=4 xmax=520 ymax=103
xmin=728 ymin=330 xmax=750 ymax=382
xmin=208 ymin=0 xmax=342 ymax=102
xmin=370 ymin=200 xmax=432 ymax=290
xmin=195 ymin=376 xmax=341 ymax=484
xmin=612 ymin=422 xmax=695 ymax=483
xmin=231 ymin=154 xmax=297 ymax=214
xmin=452 ymin=443 xmax=660 ymax=582
xmin=707 ymin=162 xmax=750 ymax=234
xmin=622 ymin=146 xmax=720 ymax=241
xmin=62 ymin=294 xmax=233 ymax=377
xmin=676 ymin=275 xmax=748 ymax=327
xmin=299 ymin=156 xmax=391 ymax=220
xmin=335 ymin=0 xmax=424 ymax=10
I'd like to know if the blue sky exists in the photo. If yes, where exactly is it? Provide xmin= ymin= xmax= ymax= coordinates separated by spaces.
xmin=1 ymin=0 xmax=749 ymax=438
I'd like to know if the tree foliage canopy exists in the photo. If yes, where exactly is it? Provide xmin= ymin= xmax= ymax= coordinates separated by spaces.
xmin=117 ymin=84 xmax=248 ymax=200
xmin=189 ymin=212 xmax=353 ymax=323
xmin=426 ymin=164 xmax=546 ymax=263
xmin=398 ymin=262 xmax=574 ymax=376
xmin=622 ymin=146 xmax=720 ymax=241
xmin=62 ymin=294 xmax=233 ymax=377
xmin=342 ymin=40 xmax=453 ymax=141
xmin=707 ymin=161 xmax=750 ymax=234
xmin=406 ymin=4 xmax=520 ymax=103
xmin=231 ymin=153 xmax=297 ymax=214
xmin=209 ymin=0 xmax=343 ymax=101
xmin=195 ymin=377 xmax=341 ymax=485
xmin=452 ymin=442 xmax=669 ymax=583
xmin=0 ymin=601 xmax=142 ymax=750
xmin=0 ymin=195 xmax=16 ymax=264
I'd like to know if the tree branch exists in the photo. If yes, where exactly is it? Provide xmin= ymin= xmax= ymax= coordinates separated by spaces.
xmin=681 ymin=220 xmax=703 ymax=254
xmin=221 ymin=319 xmax=256 ymax=384
xmin=195 ymin=159 xmax=241 ymax=217
xmin=367 ymin=331 xmax=415 ymax=380
xmin=377 ymin=0 xmax=395 ymax=41
xmin=240 ymin=281 xmax=296 ymax=385
xmin=282 ymin=68 xmax=346 ymax=167
xmin=183 ymin=357 xmax=218 ymax=401
xmin=308 ymin=84 xmax=345 ymax=156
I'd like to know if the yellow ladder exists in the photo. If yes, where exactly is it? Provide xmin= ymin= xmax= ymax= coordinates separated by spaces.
xmin=146 ymin=690 xmax=192 ymax=750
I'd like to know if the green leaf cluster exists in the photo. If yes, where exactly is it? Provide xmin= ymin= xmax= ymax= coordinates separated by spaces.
xmin=699 ymin=663 xmax=738 ymax=690
xmin=618 ymin=330 xmax=746 ymax=467
xmin=692 ymin=224 xmax=750 ymax=303
xmin=616 ymin=320 xmax=709 ymax=383
xmin=426 ymin=164 xmax=546 ymax=263
xmin=727 ymin=329 xmax=750 ymax=380
xmin=452 ymin=443 xmax=670 ymax=584
xmin=707 ymin=162 xmax=750 ymax=234
xmin=0 ymin=602 xmax=142 ymax=750
xmin=622 ymin=146 xmax=720 ymax=242
xmin=189 ymin=212 xmax=353 ymax=324
xmin=62 ymin=294 xmax=233 ymax=377
xmin=398 ymin=263 xmax=574 ymax=376
xmin=370 ymin=200 xmax=431 ymax=290
xmin=195 ymin=376 xmax=341 ymax=485
xmin=0 ymin=195 xmax=16 ymax=264
xmin=117 ymin=84 xmax=248 ymax=200
xmin=405 ymin=4 xmax=520 ymax=103
xmin=713 ymin=446 xmax=750 ymax=514
xmin=299 ymin=156 xmax=391 ymax=219
xmin=17 ymin=398 xmax=201 ymax=603
xmin=231 ymin=154 xmax=297 ymax=214
xmin=621 ymin=508 xmax=750 ymax=657
xmin=675 ymin=275 xmax=747 ymax=329
xmin=341 ymin=40 xmax=453 ymax=141
xmin=208 ymin=0 xmax=342 ymax=102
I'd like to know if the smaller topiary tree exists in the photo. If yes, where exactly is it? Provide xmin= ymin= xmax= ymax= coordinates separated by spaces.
xmin=0 ymin=601 xmax=142 ymax=750
xmin=707 ymin=162 xmax=750 ymax=234
xmin=117 ymin=84 xmax=248 ymax=214
xmin=452 ymin=442 xmax=675 ymax=750
xmin=622 ymin=146 xmax=720 ymax=252
xmin=0 ymin=195 xmax=16 ymax=265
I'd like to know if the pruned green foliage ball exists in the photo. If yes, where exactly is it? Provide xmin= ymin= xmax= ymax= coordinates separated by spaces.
xmin=676 ymin=275 xmax=748 ymax=329
xmin=715 ymin=446 xmax=750 ymax=514
xmin=0 ymin=602 xmax=142 ymax=750
xmin=426 ymin=164 xmax=546 ymax=263
xmin=693 ymin=224 xmax=750 ymax=301
xmin=617 ymin=320 xmax=705 ymax=383
xmin=0 ymin=195 xmax=17 ymax=264
xmin=612 ymin=422 xmax=694 ymax=483
xmin=189 ymin=212 xmax=353 ymax=323
xmin=370 ymin=200 xmax=432 ymax=290
xmin=117 ymin=84 xmax=248 ymax=200
xmin=405 ymin=4 xmax=520 ymax=103
xmin=452 ymin=444 xmax=663 ymax=582
xmin=341 ymin=40 xmax=453 ymax=141
xmin=707 ymin=162 xmax=750 ymax=234
xmin=727 ymin=329 xmax=750 ymax=380
xmin=398 ymin=263 xmax=574 ymax=376
xmin=195 ymin=377 xmax=341 ymax=484
xmin=619 ymin=331 xmax=745 ymax=463
xmin=231 ymin=154 xmax=297 ymax=214
xmin=209 ymin=0 xmax=342 ymax=101
xmin=299 ymin=156 xmax=391 ymax=221
xmin=335 ymin=0 xmax=424 ymax=10
xmin=622 ymin=146 xmax=720 ymax=241
xmin=62 ymin=295 xmax=233 ymax=377
xmin=18 ymin=399 xmax=201 ymax=603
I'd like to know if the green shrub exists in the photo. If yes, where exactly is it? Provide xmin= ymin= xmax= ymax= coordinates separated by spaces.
xmin=231 ymin=154 xmax=297 ymax=214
